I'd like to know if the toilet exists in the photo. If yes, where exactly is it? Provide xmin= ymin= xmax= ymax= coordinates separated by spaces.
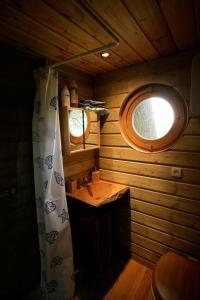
xmin=152 ymin=251 xmax=200 ymax=300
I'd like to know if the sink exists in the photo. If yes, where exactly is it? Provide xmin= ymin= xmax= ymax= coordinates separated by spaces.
xmin=66 ymin=180 xmax=128 ymax=207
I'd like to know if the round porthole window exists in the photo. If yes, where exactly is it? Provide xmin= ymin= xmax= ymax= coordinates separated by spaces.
xmin=69 ymin=109 xmax=90 ymax=145
xmin=119 ymin=84 xmax=188 ymax=152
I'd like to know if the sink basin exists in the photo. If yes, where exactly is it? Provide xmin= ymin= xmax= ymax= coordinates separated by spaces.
xmin=66 ymin=180 xmax=128 ymax=207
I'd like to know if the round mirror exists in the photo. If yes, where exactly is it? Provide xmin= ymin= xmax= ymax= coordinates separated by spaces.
xmin=69 ymin=110 xmax=88 ymax=137
xmin=132 ymin=97 xmax=174 ymax=140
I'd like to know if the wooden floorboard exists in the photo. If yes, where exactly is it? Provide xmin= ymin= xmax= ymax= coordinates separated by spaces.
xmin=74 ymin=258 xmax=152 ymax=300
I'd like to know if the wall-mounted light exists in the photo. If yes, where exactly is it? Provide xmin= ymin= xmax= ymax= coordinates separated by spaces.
xmin=101 ymin=52 xmax=110 ymax=58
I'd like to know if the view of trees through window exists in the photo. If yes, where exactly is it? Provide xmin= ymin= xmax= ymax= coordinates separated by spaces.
xmin=69 ymin=110 xmax=88 ymax=137
xmin=132 ymin=97 xmax=174 ymax=140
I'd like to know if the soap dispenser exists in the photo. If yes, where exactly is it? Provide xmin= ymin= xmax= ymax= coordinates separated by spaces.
xmin=61 ymin=85 xmax=70 ymax=108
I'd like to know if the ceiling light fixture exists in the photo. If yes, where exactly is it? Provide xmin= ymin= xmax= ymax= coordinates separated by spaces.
xmin=101 ymin=52 xmax=110 ymax=58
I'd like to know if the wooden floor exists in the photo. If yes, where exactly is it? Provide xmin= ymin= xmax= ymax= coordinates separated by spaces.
xmin=75 ymin=258 xmax=152 ymax=300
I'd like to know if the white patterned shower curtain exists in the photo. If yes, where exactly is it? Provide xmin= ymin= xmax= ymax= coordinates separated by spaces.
xmin=32 ymin=67 xmax=74 ymax=300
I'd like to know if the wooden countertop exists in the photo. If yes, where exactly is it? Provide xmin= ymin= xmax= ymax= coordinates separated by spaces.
xmin=66 ymin=180 xmax=128 ymax=207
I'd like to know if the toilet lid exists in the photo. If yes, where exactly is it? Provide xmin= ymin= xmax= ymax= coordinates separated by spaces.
xmin=152 ymin=252 xmax=200 ymax=300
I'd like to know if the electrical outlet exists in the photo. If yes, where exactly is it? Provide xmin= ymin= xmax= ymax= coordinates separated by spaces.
xmin=171 ymin=167 xmax=182 ymax=178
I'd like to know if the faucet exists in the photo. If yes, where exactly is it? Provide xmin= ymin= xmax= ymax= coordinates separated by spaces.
xmin=82 ymin=175 xmax=93 ymax=197
xmin=83 ymin=175 xmax=90 ymax=186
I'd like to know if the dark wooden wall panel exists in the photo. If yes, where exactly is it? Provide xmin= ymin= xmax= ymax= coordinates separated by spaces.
xmin=0 ymin=44 xmax=40 ymax=299
xmin=94 ymin=49 xmax=200 ymax=267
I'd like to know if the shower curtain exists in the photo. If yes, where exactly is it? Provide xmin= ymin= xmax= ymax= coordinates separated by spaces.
xmin=32 ymin=67 xmax=74 ymax=300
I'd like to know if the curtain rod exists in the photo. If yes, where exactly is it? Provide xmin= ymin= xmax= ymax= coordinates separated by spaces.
xmin=51 ymin=0 xmax=119 ymax=68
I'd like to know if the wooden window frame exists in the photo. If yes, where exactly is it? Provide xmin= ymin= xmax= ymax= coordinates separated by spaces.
xmin=119 ymin=84 xmax=188 ymax=153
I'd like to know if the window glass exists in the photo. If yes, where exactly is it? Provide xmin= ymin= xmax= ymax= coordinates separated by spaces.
xmin=132 ymin=97 xmax=174 ymax=140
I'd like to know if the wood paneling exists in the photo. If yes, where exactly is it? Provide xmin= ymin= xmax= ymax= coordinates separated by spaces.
xmin=130 ymin=242 xmax=160 ymax=264
xmin=86 ymin=133 xmax=99 ymax=145
xmin=99 ymin=158 xmax=200 ymax=184
xmin=194 ymin=0 xmax=200 ymax=42
xmin=64 ymin=156 xmax=95 ymax=178
xmin=85 ymin=0 xmax=159 ymax=60
xmin=0 ymin=0 xmax=199 ymax=74
xmin=185 ymin=118 xmax=200 ymax=135
xmin=123 ymin=0 xmax=176 ymax=55
xmin=59 ymin=71 xmax=93 ymax=103
xmin=98 ymin=95 xmax=128 ymax=109
xmin=131 ymin=210 xmax=200 ymax=244
xmin=131 ymin=222 xmax=200 ymax=258
xmin=95 ymin=50 xmax=200 ymax=266
xmin=94 ymin=49 xmax=193 ymax=98
xmin=101 ymin=133 xmax=200 ymax=152
xmin=158 ymin=0 xmax=197 ymax=49
xmin=101 ymin=119 xmax=200 ymax=136
xmin=131 ymin=232 xmax=167 ymax=256
xmin=44 ymin=0 xmax=131 ymax=69
xmin=0 ymin=19 xmax=103 ymax=75
xmin=131 ymin=200 xmax=200 ymax=231
xmin=100 ymin=169 xmax=200 ymax=200
xmin=0 ymin=44 xmax=40 ymax=299
xmin=130 ymin=187 xmax=200 ymax=216
xmin=101 ymin=121 xmax=120 ymax=134
xmin=63 ymin=143 xmax=97 ymax=180
xmin=90 ymin=122 xmax=98 ymax=133
xmin=100 ymin=146 xmax=200 ymax=168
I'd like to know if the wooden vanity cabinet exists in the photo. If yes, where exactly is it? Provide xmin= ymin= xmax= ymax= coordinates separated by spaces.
xmin=67 ymin=196 xmax=113 ymax=271
xmin=67 ymin=190 xmax=130 ymax=270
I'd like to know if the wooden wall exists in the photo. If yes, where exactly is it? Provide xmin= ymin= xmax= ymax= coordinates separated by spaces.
xmin=94 ymin=50 xmax=200 ymax=268
xmin=0 ymin=45 xmax=96 ymax=298
xmin=59 ymin=68 xmax=98 ymax=183
xmin=0 ymin=44 xmax=40 ymax=298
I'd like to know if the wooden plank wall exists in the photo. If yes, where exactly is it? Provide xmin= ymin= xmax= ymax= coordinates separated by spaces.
xmin=0 ymin=44 xmax=40 ymax=298
xmin=59 ymin=69 xmax=98 ymax=182
xmin=85 ymin=112 xmax=100 ymax=148
xmin=94 ymin=50 xmax=200 ymax=268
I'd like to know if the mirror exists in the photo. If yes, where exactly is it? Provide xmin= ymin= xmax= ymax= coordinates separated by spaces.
xmin=132 ymin=97 xmax=174 ymax=140
xmin=69 ymin=109 xmax=88 ymax=139
xmin=60 ymin=107 xmax=100 ymax=155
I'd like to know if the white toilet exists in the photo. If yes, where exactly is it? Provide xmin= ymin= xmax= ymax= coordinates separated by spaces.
xmin=151 ymin=251 xmax=200 ymax=300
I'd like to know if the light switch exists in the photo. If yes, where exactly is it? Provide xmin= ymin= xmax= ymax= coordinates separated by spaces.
xmin=171 ymin=167 xmax=182 ymax=178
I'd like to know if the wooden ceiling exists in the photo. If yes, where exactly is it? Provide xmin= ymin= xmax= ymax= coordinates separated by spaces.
xmin=0 ymin=0 xmax=199 ymax=75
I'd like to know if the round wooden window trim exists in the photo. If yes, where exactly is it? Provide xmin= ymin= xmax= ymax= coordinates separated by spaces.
xmin=70 ymin=111 xmax=91 ymax=145
xmin=119 ymin=84 xmax=188 ymax=153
